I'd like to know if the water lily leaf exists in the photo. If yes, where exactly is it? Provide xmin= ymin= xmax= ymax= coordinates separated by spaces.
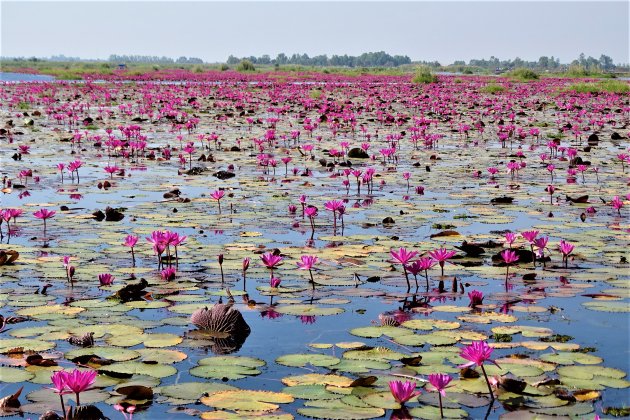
xmin=282 ymin=374 xmax=354 ymax=387
xmin=582 ymin=301 xmax=630 ymax=312
xmin=0 ymin=366 xmax=34 ymax=382
xmin=137 ymin=349 xmax=187 ymax=364
xmin=200 ymin=390 xmax=294 ymax=412
xmin=276 ymin=354 xmax=340 ymax=368
xmin=531 ymin=402 xmax=595 ymax=417
xmin=0 ymin=339 xmax=54 ymax=353
xmin=359 ymin=391 xmax=401 ymax=409
xmin=409 ymin=405 xmax=468 ymax=419
xmin=100 ymin=362 xmax=177 ymax=378
xmin=491 ymin=325 xmax=553 ymax=338
xmin=16 ymin=304 xmax=84 ymax=319
xmin=282 ymin=385 xmax=340 ymax=400
xmin=201 ymin=412 xmax=293 ymax=420
xmin=402 ymin=319 xmax=460 ymax=330
xmin=191 ymin=356 xmax=265 ymax=380
xmin=297 ymin=406 xmax=385 ymax=419
xmin=157 ymin=381 xmax=237 ymax=402
xmin=539 ymin=352 xmax=603 ymax=365
xmin=349 ymin=326 xmax=414 ymax=338
xmin=343 ymin=347 xmax=407 ymax=362
xmin=65 ymin=347 xmax=141 ymax=362
xmin=332 ymin=359 xmax=391 ymax=374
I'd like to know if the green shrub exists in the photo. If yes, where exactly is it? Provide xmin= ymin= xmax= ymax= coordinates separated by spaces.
xmin=480 ymin=83 xmax=506 ymax=94
xmin=412 ymin=66 xmax=438 ymax=84
xmin=506 ymin=67 xmax=539 ymax=81
xmin=236 ymin=60 xmax=256 ymax=72
xmin=219 ymin=64 xmax=229 ymax=71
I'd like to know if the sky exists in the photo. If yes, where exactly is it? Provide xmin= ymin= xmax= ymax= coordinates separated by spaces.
xmin=1 ymin=1 xmax=628 ymax=65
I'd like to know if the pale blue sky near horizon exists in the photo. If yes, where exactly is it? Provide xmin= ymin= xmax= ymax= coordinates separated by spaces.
xmin=1 ymin=1 xmax=628 ymax=64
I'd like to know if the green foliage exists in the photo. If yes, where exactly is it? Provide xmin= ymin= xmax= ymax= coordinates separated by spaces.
xmin=480 ymin=83 xmax=506 ymax=94
xmin=219 ymin=64 xmax=229 ymax=71
xmin=236 ymin=60 xmax=256 ymax=72
xmin=412 ymin=66 xmax=437 ymax=84
xmin=565 ymin=80 xmax=629 ymax=94
xmin=506 ymin=67 xmax=540 ymax=80
xmin=309 ymin=89 xmax=323 ymax=99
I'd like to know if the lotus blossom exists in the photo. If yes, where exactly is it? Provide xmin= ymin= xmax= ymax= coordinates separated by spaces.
xmin=427 ymin=373 xmax=452 ymax=418
xmin=98 ymin=273 xmax=114 ymax=286
xmin=388 ymin=380 xmax=421 ymax=405
xmin=210 ymin=190 xmax=225 ymax=214
xmin=161 ymin=267 xmax=176 ymax=281
xmin=459 ymin=341 xmax=498 ymax=401
xmin=407 ymin=257 xmax=436 ymax=289
xmin=269 ymin=277 xmax=281 ymax=288
xmin=428 ymin=248 xmax=457 ymax=277
xmin=33 ymin=208 xmax=56 ymax=234
xmin=123 ymin=234 xmax=139 ymax=266
xmin=297 ymin=255 xmax=319 ymax=287
xmin=390 ymin=247 xmax=419 ymax=290
xmin=558 ymin=240 xmax=575 ymax=268
xmin=468 ymin=290 xmax=484 ymax=307
xmin=62 ymin=369 xmax=97 ymax=406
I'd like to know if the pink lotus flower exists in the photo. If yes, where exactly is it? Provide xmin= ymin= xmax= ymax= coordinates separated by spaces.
xmin=98 ymin=273 xmax=114 ymax=286
xmin=406 ymin=257 xmax=436 ymax=289
xmin=459 ymin=341 xmax=498 ymax=401
xmin=500 ymin=249 xmax=519 ymax=265
xmin=33 ymin=208 xmax=56 ymax=233
xmin=504 ymin=232 xmax=516 ymax=248
xmin=468 ymin=290 xmax=484 ymax=307
xmin=210 ymin=190 xmax=225 ymax=214
xmin=261 ymin=252 xmax=283 ymax=270
xmin=558 ymin=240 xmax=575 ymax=268
xmin=114 ymin=404 xmax=136 ymax=420
xmin=427 ymin=372 xmax=452 ymax=417
xmin=428 ymin=248 xmax=457 ymax=277
xmin=123 ymin=234 xmax=139 ymax=266
xmin=390 ymin=248 xmax=418 ymax=266
xmin=161 ymin=267 xmax=176 ymax=281
xmin=388 ymin=380 xmax=421 ymax=405
xmin=63 ymin=369 xmax=97 ymax=406
xmin=269 ymin=277 xmax=281 ymax=288
xmin=390 ymin=248 xmax=419 ymax=290
xmin=297 ymin=255 xmax=318 ymax=270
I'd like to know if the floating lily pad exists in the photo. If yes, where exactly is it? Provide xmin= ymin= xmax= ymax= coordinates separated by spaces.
xmin=276 ymin=353 xmax=341 ymax=368
xmin=191 ymin=356 xmax=265 ymax=380
xmin=200 ymin=390 xmax=294 ymax=412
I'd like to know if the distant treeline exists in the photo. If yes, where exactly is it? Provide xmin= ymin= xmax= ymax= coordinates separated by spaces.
xmin=226 ymin=51 xmax=413 ymax=67
xmin=108 ymin=55 xmax=203 ymax=64
xmin=1 ymin=52 xmax=623 ymax=71
xmin=458 ymin=53 xmax=617 ymax=71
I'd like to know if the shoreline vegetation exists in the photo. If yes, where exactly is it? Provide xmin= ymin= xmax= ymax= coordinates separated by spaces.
xmin=1 ymin=52 xmax=628 ymax=82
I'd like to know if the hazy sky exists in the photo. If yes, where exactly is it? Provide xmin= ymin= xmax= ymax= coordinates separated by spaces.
xmin=1 ymin=1 xmax=628 ymax=64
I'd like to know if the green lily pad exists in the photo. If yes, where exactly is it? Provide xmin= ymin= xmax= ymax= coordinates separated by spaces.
xmin=158 ymin=381 xmax=237 ymax=402
xmin=297 ymin=406 xmax=385 ymax=419
xmin=276 ymin=353 xmax=340 ymax=368
xmin=200 ymin=390 xmax=294 ymax=412
xmin=0 ymin=366 xmax=35 ymax=382
xmin=100 ymin=362 xmax=177 ymax=378
xmin=409 ymin=405 xmax=468 ymax=419
xmin=190 ymin=356 xmax=265 ymax=380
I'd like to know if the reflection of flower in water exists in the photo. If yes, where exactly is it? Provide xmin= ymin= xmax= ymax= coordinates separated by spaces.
xmin=261 ymin=307 xmax=282 ymax=320
xmin=18 ymin=190 xmax=30 ymax=199
xmin=429 ymin=289 xmax=447 ymax=303
xmin=299 ymin=315 xmax=316 ymax=324
xmin=70 ymin=194 xmax=83 ymax=200
xmin=500 ymin=303 xmax=513 ymax=314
